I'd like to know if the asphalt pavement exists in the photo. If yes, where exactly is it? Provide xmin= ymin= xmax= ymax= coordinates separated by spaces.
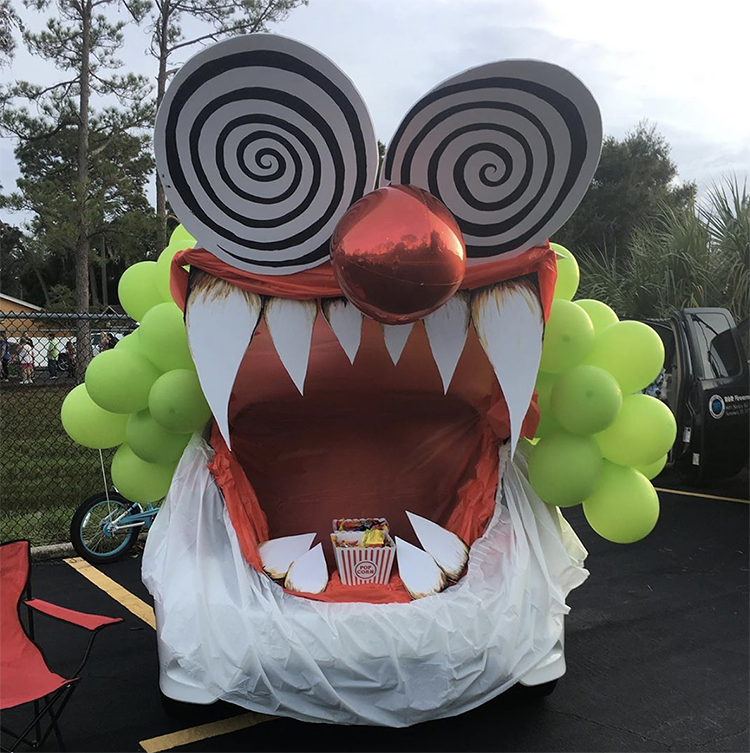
xmin=2 ymin=487 xmax=748 ymax=753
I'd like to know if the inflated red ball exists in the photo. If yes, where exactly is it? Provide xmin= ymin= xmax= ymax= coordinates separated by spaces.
xmin=330 ymin=185 xmax=466 ymax=325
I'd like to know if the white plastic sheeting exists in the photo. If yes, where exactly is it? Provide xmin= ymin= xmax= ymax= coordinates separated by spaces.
xmin=142 ymin=436 xmax=588 ymax=727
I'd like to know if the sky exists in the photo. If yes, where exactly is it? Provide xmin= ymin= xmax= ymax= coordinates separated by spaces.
xmin=1 ymin=0 xmax=748 ymax=225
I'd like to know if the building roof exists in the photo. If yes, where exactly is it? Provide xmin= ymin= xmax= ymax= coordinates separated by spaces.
xmin=0 ymin=293 xmax=43 ymax=311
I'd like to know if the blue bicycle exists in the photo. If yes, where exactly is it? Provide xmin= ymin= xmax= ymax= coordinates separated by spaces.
xmin=70 ymin=491 xmax=160 ymax=564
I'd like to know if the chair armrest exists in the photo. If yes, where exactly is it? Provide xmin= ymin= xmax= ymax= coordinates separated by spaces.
xmin=25 ymin=598 xmax=123 ymax=631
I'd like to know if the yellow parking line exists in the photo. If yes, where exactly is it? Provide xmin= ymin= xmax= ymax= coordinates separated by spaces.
xmin=63 ymin=557 xmax=156 ymax=628
xmin=139 ymin=712 xmax=277 ymax=752
xmin=63 ymin=557 xmax=279 ymax=750
xmin=655 ymin=488 xmax=749 ymax=504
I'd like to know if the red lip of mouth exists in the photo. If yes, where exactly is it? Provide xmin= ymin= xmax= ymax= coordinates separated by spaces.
xmin=205 ymin=308 xmax=540 ymax=605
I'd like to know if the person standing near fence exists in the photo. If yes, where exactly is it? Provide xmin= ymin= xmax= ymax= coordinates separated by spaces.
xmin=0 ymin=331 xmax=10 ymax=381
xmin=47 ymin=332 xmax=60 ymax=379
xmin=65 ymin=340 xmax=76 ymax=380
xmin=20 ymin=337 xmax=33 ymax=384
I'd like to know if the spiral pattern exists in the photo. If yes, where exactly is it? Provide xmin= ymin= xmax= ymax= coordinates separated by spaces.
xmin=155 ymin=35 xmax=378 ymax=275
xmin=380 ymin=61 xmax=602 ymax=263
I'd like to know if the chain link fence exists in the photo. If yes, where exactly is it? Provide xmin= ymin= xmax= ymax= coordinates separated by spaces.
xmin=1 ymin=312 xmax=135 ymax=546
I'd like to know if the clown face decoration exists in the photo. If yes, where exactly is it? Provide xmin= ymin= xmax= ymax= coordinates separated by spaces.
xmin=143 ymin=33 xmax=600 ymax=726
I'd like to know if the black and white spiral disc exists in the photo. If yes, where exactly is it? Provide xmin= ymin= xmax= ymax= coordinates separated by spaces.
xmin=380 ymin=60 xmax=602 ymax=264
xmin=155 ymin=34 xmax=378 ymax=275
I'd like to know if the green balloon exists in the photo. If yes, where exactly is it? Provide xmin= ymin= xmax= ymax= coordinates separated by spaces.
xmin=539 ymin=299 xmax=595 ymax=374
xmin=595 ymin=394 xmax=677 ymax=467
xmin=583 ymin=461 xmax=659 ymax=543
xmin=528 ymin=433 xmax=603 ymax=507
xmin=61 ymin=384 xmax=128 ymax=449
xmin=118 ymin=261 xmax=163 ymax=323
xmin=85 ymin=349 xmax=161 ymax=414
xmin=126 ymin=409 xmax=191 ymax=464
xmin=149 ymin=369 xmax=211 ymax=434
xmin=584 ymin=320 xmax=664 ymax=394
xmin=156 ymin=242 xmax=191 ymax=303
xmin=169 ymin=224 xmax=195 ymax=247
xmin=114 ymin=332 xmax=142 ymax=352
xmin=551 ymin=365 xmax=623 ymax=435
xmin=636 ymin=454 xmax=668 ymax=481
xmin=138 ymin=302 xmax=194 ymax=372
xmin=550 ymin=242 xmax=580 ymax=301
xmin=575 ymin=299 xmax=619 ymax=334
xmin=111 ymin=444 xmax=177 ymax=504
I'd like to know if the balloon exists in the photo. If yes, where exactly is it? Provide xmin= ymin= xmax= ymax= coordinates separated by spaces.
xmin=330 ymin=185 xmax=466 ymax=324
xmin=111 ymin=443 xmax=177 ymax=504
xmin=583 ymin=461 xmax=659 ymax=543
xmin=551 ymin=365 xmax=623 ymax=435
xmin=126 ymin=409 xmax=191 ymax=464
xmin=148 ymin=369 xmax=211 ymax=434
xmin=138 ymin=302 xmax=194 ymax=372
xmin=550 ymin=242 xmax=580 ymax=301
xmin=85 ymin=349 xmax=161 ymax=414
xmin=156 ymin=242 xmax=190 ymax=303
xmin=118 ymin=261 xmax=163 ymax=322
xmin=61 ymin=384 xmax=128 ymax=449
xmin=575 ymin=299 xmax=619 ymax=334
xmin=169 ymin=224 xmax=195 ymax=247
xmin=584 ymin=320 xmax=664 ymax=394
xmin=595 ymin=394 xmax=677 ymax=467
xmin=528 ymin=433 xmax=603 ymax=507
xmin=539 ymin=299 xmax=595 ymax=374
xmin=114 ymin=332 xmax=142 ymax=352
xmin=636 ymin=454 xmax=668 ymax=481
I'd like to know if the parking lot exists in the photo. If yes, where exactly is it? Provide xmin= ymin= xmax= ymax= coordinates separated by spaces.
xmin=3 ymin=486 xmax=748 ymax=753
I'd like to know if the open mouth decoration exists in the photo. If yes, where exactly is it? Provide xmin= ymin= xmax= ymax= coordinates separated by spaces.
xmin=183 ymin=267 xmax=546 ymax=603
xmin=141 ymin=32 xmax=602 ymax=723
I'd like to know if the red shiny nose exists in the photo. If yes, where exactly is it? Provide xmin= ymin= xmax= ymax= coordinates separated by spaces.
xmin=330 ymin=185 xmax=466 ymax=325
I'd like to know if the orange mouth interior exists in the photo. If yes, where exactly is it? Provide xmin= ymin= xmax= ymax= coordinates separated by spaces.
xmin=209 ymin=315 xmax=539 ymax=604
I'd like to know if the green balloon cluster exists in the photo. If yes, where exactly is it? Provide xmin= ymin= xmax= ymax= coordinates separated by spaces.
xmin=60 ymin=241 xmax=209 ymax=505
xmin=527 ymin=243 xmax=673 ymax=545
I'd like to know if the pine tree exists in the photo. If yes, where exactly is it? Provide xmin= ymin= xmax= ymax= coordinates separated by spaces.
xmin=2 ymin=0 xmax=153 ymax=370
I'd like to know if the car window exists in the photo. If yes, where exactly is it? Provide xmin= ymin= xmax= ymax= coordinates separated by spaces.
xmin=688 ymin=311 xmax=742 ymax=380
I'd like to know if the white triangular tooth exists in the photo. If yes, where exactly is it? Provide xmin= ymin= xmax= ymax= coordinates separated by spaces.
xmin=284 ymin=543 xmax=328 ymax=594
xmin=382 ymin=323 xmax=413 ymax=365
xmin=471 ymin=279 xmax=544 ymax=457
xmin=321 ymin=298 xmax=363 ymax=364
xmin=395 ymin=537 xmax=446 ymax=600
xmin=406 ymin=511 xmax=468 ymax=582
xmin=185 ymin=272 xmax=262 ymax=450
xmin=554 ymin=250 xmax=566 ymax=259
xmin=423 ymin=292 xmax=470 ymax=392
xmin=258 ymin=533 xmax=316 ymax=580
xmin=264 ymin=297 xmax=317 ymax=394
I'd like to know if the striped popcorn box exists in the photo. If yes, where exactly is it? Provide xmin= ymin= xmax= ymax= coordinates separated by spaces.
xmin=330 ymin=531 xmax=396 ymax=586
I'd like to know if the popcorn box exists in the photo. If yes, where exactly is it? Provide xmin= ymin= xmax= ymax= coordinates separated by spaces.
xmin=330 ymin=520 xmax=395 ymax=586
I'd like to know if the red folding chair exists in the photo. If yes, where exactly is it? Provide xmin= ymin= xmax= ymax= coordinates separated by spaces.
xmin=0 ymin=540 xmax=122 ymax=752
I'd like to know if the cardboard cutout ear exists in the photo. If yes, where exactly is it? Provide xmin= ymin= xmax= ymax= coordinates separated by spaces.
xmin=155 ymin=34 xmax=378 ymax=275
xmin=380 ymin=60 xmax=602 ymax=265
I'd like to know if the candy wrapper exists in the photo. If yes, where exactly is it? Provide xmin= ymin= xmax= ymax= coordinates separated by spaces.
xmin=330 ymin=518 xmax=395 ymax=585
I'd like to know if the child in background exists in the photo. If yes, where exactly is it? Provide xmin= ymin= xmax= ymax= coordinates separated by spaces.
xmin=20 ymin=338 xmax=34 ymax=384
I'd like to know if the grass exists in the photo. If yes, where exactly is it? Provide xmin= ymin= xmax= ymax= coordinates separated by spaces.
xmin=1 ymin=382 xmax=117 ymax=546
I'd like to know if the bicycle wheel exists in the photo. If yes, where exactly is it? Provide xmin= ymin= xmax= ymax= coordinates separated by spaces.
xmin=70 ymin=491 xmax=141 ymax=564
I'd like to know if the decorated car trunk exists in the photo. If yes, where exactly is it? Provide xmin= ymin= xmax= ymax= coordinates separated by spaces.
xmin=61 ymin=34 xmax=675 ymax=726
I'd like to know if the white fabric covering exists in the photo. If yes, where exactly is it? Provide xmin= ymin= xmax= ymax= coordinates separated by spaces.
xmin=142 ymin=436 xmax=588 ymax=727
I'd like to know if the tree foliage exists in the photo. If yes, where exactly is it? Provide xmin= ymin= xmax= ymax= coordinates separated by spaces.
xmin=577 ymin=176 xmax=749 ymax=323
xmin=1 ymin=0 xmax=154 ymax=338
xmin=558 ymin=122 xmax=696 ymax=263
